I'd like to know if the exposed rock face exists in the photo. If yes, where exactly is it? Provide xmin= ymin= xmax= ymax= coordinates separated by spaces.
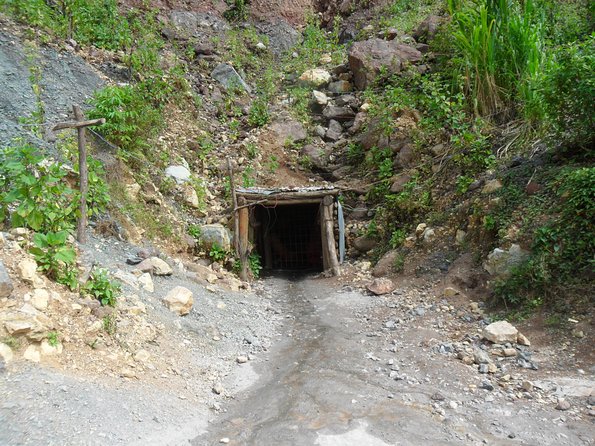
xmin=268 ymin=120 xmax=307 ymax=145
xmin=0 ymin=260 xmax=13 ymax=298
xmin=366 ymin=278 xmax=396 ymax=295
xmin=137 ymin=257 xmax=173 ymax=276
xmin=163 ymin=286 xmax=193 ymax=316
xmin=348 ymin=39 xmax=422 ymax=89
xmin=483 ymin=321 xmax=519 ymax=344
xmin=372 ymin=250 xmax=400 ymax=277
xmin=199 ymin=224 xmax=232 ymax=252
xmin=211 ymin=63 xmax=252 ymax=93
xmin=3 ymin=310 xmax=48 ymax=341
xmin=483 ymin=244 xmax=529 ymax=279
xmin=165 ymin=165 xmax=191 ymax=184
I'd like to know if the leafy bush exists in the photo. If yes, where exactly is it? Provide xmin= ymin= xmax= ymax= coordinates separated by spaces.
xmin=209 ymin=244 xmax=228 ymax=262
xmin=494 ymin=167 xmax=595 ymax=308
xmin=223 ymin=0 xmax=249 ymax=22
xmin=30 ymin=231 xmax=78 ymax=289
xmin=83 ymin=268 xmax=121 ymax=307
xmin=0 ymin=145 xmax=76 ymax=232
xmin=248 ymin=97 xmax=270 ymax=128
xmin=248 ymin=252 xmax=263 ymax=278
xmin=541 ymin=37 xmax=595 ymax=151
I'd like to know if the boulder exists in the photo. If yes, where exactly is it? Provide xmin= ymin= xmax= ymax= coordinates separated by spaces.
xmin=483 ymin=244 xmax=529 ymax=279
xmin=211 ymin=63 xmax=251 ymax=93
xmin=138 ymin=273 xmax=154 ymax=292
xmin=353 ymin=236 xmax=377 ymax=253
xmin=302 ymin=144 xmax=330 ymax=171
xmin=367 ymin=278 xmax=396 ymax=295
xmin=372 ymin=250 xmax=400 ymax=277
xmin=0 ymin=343 xmax=13 ymax=363
xmin=413 ymin=15 xmax=444 ymax=42
xmin=199 ymin=224 xmax=232 ymax=252
xmin=17 ymin=258 xmax=39 ymax=284
xmin=188 ymin=263 xmax=218 ymax=284
xmin=0 ymin=260 xmax=13 ymax=298
xmin=298 ymin=68 xmax=331 ymax=87
xmin=3 ymin=312 xmax=47 ymax=341
xmin=165 ymin=165 xmax=191 ymax=184
xmin=268 ymin=120 xmax=307 ymax=145
xmin=390 ymin=174 xmax=411 ymax=193
xmin=23 ymin=345 xmax=41 ymax=362
xmin=328 ymin=80 xmax=352 ymax=94
xmin=181 ymin=184 xmax=200 ymax=209
xmin=312 ymin=90 xmax=329 ymax=106
xmin=137 ymin=257 xmax=173 ymax=276
xmin=30 ymin=289 xmax=49 ymax=311
xmin=325 ymin=120 xmax=343 ymax=141
xmin=163 ymin=286 xmax=193 ymax=316
xmin=483 ymin=321 xmax=519 ymax=344
xmin=323 ymin=106 xmax=356 ymax=121
xmin=348 ymin=39 xmax=422 ymax=89
xmin=40 ymin=339 xmax=63 ymax=356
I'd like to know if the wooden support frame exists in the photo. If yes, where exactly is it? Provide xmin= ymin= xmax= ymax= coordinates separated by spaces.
xmin=320 ymin=195 xmax=341 ymax=276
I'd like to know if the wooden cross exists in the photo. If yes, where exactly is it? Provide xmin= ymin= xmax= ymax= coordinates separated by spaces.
xmin=52 ymin=105 xmax=105 ymax=244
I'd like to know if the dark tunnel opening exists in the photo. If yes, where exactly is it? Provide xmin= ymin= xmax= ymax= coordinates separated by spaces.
xmin=254 ymin=203 xmax=323 ymax=272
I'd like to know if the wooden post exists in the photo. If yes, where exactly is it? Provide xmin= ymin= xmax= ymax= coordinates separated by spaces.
xmin=322 ymin=195 xmax=340 ymax=276
xmin=52 ymin=106 xmax=105 ymax=244
xmin=227 ymin=158 xmax=241 ymax=258
xmin=238 ymin=197 xmax=249 ymax=281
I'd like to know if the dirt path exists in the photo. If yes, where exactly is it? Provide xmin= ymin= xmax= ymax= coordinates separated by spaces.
xmin=193 ymin=276 xmax=594 ymax=446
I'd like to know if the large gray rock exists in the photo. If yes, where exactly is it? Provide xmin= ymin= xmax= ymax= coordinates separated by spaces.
xmin=165 ymin=165 xmax=191 ymax=184
xmin=323 ymin=106 xmax=356 ymax=121
xmin=372 ymin=250 xmax=399 ymax=277
xmin=353 ymin=236 xmax=377 ymax=253
xmin=367 ymin=278 xmax=396 ymax=295
xmin=137 ymin=257 xmax=173 ymax=276
xmin=483 ymin=244 xmax=529 ymax=278
xmin=483 ymin=321 xmax=519 ymax=344
xmin=302 ymin=144 xmax=330 ymax=171
xmin=0 ymin=261 xmax=13 ymax=298
xmin=348 ymin=39 xmax=422 ymax=89
xmin=164 ymin=286 xmax=193 ymax=316
xmin=200 ymin=224 xmax=232 ymax=252
xmin=255 ymin=20 xmax=301 ymax=56
xmin=170 ymin=11 xmax=229 ymax=36
xmin=268 ymin=120 xmax=307 ymax=145
xmin=212 ymin=63 xmax=251 ymax=93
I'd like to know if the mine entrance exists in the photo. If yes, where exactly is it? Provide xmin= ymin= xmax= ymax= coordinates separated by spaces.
xmin=254 ymin=203 xmax=323 ymax=271
xmin=234 ymin=187 xmax=342 ymax=276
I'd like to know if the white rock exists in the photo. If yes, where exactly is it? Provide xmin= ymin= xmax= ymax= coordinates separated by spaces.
xmin=138 ymin=273 xmax=154 ymax=292
xmin=483 ymin=321 xmax=519 ymax=344
xmin=255 ymin=42 xmax=266 ymax=50
xmin=0 ymin=343 xmax=14 ymax=363
xmin=415 ymin=223 xmax=427 ymax=237
xmin=312 ymin=90 xmax=329 ymax=106
xmin=23 ymin=345 xmax=41 ymax=362
xmin=137 ymin=257 xmax=173 ymax=276
xmin=134 ymin=349 xmax=151 ymax=362
xmin=165 ymin=165 xmax=192 ymax=184
xmin=40 ymin=339 xmax=63 ymax=356
xmin=163 ymin=286 xmax=193 ymax=316
xmin=298 ymin=68 xmax=331 ymax=87
xmin=17 ymin=258 xmax=39 ymax=283
xmin=30 ymin=289 xmax=49 ymax=311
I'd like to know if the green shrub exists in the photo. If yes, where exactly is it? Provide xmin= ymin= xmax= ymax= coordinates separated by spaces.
xmin=541 ymin=37 xmax=595 ymax=151
xmin=223 ymin=0 xmax=248 ymax=22
xmin=248 ymin=252 xmax=263 ymax=278
xmin=209 ymin=244 xmax=228 ymax=262
xmin=494 ymin=167 xmax=595 ymax=308
xmin=83 ymin=268 xmax=121 ymax=307
xmin=30 ymin=231 xmax=78 ymax=289
xmin=248 ymin=97 xmax=270 ymax=128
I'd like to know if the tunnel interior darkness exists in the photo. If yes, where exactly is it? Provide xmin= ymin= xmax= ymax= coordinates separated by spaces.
xmin=253 ymin=203 xmax=323 ymax=271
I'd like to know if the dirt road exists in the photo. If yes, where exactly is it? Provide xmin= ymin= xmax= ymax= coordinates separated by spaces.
xmin=193 ymin=276 xmax=594 ymax=446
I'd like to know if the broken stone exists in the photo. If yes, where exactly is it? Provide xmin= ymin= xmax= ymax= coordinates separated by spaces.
xmin=443 ymin=287 xmax=459 ymax=297
xmin=199 ymin=224 xmax=232 ymax=252
xmin=367 ymin=278 xmax=396 ymax=295
xmin=134 ymin=349 xmax=151 ymax=362
xmin=556 ymin=399 xmax=571 ymax=411
xmin=163 ymin=286 xmax=193 ymax=316
xmin=137 ymin=257 xmax=173 ymax=276
xmin=236 ymin=355 xmax=248 ymax=364
xmin=40 ymin=339 xmax=63 ymax=356
xmin=17 ymin=258 xmax=40 ymax=285
xmin=298 ymin=68 xmax=331 ymax=87
xmin=23 ymin=344 xmax=41 ymax=362
xmin=30 ymin=289 xmax=49 ymax=311
xmin=322 ymin=105 xmax=356 ymax=121
xmin=0 ymin=343 xmax=13 ymax=363
xmin=212 ymin=63 xmax=251 ymax=93
xmin=138 ymin=273 xmax=154 ymax=292
xmin=328 ymin=80 xmax=352 ymax=94
xmin=483 ymin=321 xmax=519 ymax=344
xmin=165 ymin=165 xmax=192 ymax=184
xmin=483 ymin=244 xmax=529 ymax=279
xmin=353 ymin=236 xmax=377 ymax=253
xmin=312 ymin=90 xmax=329 ymax=106
xmin=212 ymin=382 xmax=225 ymax=395
xmin=0 ymin=261 xmax=13 ymax=298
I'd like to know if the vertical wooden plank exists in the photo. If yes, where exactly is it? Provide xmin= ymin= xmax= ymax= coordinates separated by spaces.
xmin=323 ymin=195 xmax=340 ymax=276
xmin=73 ymin=104 xmax=88 ymax=244
xmin=238 ymin=197 xmax=249 ymax=281
xmin=227 ymin=158 xmax=240 ymax=256
xmin=320 ymin=201 xmax=329 ymax=271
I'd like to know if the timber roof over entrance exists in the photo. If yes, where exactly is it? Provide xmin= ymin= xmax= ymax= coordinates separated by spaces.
xmin=236 ymin=186 xmax=340 ymax=204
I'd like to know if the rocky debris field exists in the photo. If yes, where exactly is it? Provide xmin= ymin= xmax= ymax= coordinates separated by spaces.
xmin=0 ymin=228 xmax=284 ymax=445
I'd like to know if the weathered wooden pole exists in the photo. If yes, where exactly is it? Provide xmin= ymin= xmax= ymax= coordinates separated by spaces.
xmin=52 ymin=106 xmax=105 ymax=244
xmin=322 ymin=195 xmax=340 ymax=276
xmin=238 ymin=197 xmax=249 ymax=281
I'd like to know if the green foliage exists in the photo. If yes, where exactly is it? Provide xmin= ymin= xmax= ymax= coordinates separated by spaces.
xmin=223 ymin=0 xmax=248 ymax=22
xmin=248 ymin=97 xmax=270 ymax=128
xmin=88 ymin=84 xmax=162 ymax=159
xmin=245 ymin=142 xmax=259 ymax=159
xmin=389 ymin=229 xmax=407 ymax=249
xmin=267 ymin=155 xmax=279 ymax=173
xmin=209 ymin=244 xmax=228 ymax=263
xmin=541 ymin=37 xmax=595 ymax=150
xmin=0 ymin=145 xmax=76 ymax=232
xmin=447 ymin=0 xmax=548 ymax=119
xmin=392 ymin=252 xmax=406 ymax=273
xmin=456 ymin=175 xmax=474 ymax=194
xmin=47 ymin=331 xmax=59 ymax=347
xmin=30 ymin=231 xmax=78 ymax=289
xmin=381 ymin=0 xmax=444 ymax=34
xmin=187 ymin=224 xmax=202 ymax=240
xmin=248 ymin=252 xmax=263 ymax=278
xmin=102 ymin=314 xmax=116 ymax=335
xmin=83 ymin=268 xmax=121 ymax=307
xmin=494 ymin=167 xmax=595 ymax=308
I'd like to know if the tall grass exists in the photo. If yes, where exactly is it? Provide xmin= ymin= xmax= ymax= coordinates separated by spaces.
xmin=447 ymin=0 xmax=546 ymax=120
